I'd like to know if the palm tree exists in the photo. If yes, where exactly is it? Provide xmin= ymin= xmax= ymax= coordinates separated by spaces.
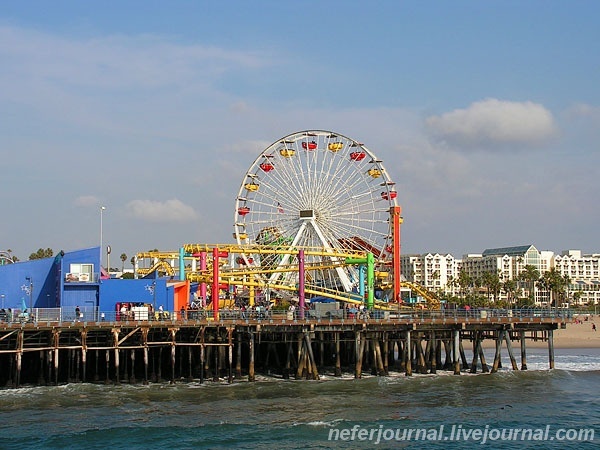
xmin=502 ymin=279 xmax=518 ymax=305
xmin=457 ymin=269 xmax=472 ymax=301
xmin=519 ymin=265 xmax=540 ymax=302
xmin=120 ymin=253 xmax=127 ymax=272
xmin=537 ymin=268 xmax=568 ymax=308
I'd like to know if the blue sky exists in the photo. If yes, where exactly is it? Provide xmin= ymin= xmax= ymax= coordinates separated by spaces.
xmin=1 ymin=0 xmax=599 ymax=263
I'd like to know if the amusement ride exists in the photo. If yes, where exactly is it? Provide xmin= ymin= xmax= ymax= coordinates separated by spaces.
xmin=134 ymin=130 xmax=438 ymax=312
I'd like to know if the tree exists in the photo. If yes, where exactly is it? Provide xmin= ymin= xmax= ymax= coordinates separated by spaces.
xmin=29 ymin=248 xmax=54 ymax=260
xmin=539 ymin=269 xmax=570 ymax=307
xmin=457 ymin=269 xmax=472 ymax=301
xmin=502 ymin=279 xmax=519 ymax=305
xmin=120 ymin=253 xmax=127 ymax=272
xmin=480 ymin=271 xmax=497 ymax=302
xmin=519 ymin=265 xmax=540 ymax=302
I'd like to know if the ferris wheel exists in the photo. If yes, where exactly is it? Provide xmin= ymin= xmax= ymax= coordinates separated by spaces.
xmin=233 ymin=130 xmax=398 ymax=294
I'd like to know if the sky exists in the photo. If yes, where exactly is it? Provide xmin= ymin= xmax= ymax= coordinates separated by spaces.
xmin=1 ymin=0 xmax=599 ymax=264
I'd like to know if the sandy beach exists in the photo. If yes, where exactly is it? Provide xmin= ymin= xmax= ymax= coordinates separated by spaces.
xmin=532 ymin=317 xmax=600 ymax=349
xmin=487 ymin=316 xmax=600 ymax=349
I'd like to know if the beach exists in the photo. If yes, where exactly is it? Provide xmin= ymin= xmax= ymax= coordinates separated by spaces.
xmin=539 ymin=317 xmax=600 ymax=348
xmin=504 ymin=316 xmax=599 ymax=349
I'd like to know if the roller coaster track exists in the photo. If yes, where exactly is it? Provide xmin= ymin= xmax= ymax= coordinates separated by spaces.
xmin=136 ymin=260 xmax=176 ymax=277
xmin=401 ymin=281 xmax=440 ymax=309
xmin=182 ymin=243 xmax=369 ymax=259
xmin=134 ymin=245 xmax=441 ymax=310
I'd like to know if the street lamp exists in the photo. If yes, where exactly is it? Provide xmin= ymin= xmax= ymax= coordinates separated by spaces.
xmin=25 ymin=276 xmax=33 ymax=314
xmin=100 ymin=206 xmax=106 ymax=270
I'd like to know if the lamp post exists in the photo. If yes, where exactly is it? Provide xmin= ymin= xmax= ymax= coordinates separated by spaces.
xmin=100 ymin=206 xmax=106 ymax=270
xmin=1 ymin=294 xmax=4 ymax=309
xmin=25 ymin=276 xmax=33 ymax=313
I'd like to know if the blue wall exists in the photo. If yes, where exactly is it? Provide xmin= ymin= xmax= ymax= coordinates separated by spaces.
xmin=0 ymin=256 xmax=57 ymax=310
xmin=0 ymin=247 xmax=100 ymax=310
xmin=0 ymin=246 xmax=177 ymax=319
xmin=99 ymin=278 xmax=170 ymax=314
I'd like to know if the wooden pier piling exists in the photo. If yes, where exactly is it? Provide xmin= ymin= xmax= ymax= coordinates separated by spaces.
xmin=0 ymin=315 xmax=564 ymax=388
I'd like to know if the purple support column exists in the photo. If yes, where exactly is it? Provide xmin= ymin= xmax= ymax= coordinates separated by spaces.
xmin=212 ymin=247 xmax=219 ymax=320
xmin=298 ymin=249 xmax=305 ymax=320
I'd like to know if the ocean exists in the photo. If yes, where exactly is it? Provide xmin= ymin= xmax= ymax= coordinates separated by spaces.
xmin=0 ymin=348 xmax=598 ymax=449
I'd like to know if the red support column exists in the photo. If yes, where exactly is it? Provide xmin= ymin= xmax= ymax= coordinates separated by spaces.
xmin=212 ymin=247 xmax=229 ymax=321
xmin=390 ymin=206 xmax=403 ymax=303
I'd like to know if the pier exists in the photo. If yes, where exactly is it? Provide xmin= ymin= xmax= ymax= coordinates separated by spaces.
xmin=0 ymin=309 xmax=567 ymax=388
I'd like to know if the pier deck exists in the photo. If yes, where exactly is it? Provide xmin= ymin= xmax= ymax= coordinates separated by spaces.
xmin=0 ymin=311 xmax=568 ymax=388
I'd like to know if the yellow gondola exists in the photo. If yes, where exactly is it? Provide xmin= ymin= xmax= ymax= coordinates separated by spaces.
xmin=368 ymin=168 xmax=382 ymax=178
xmin=245 ymin=182 xmax=259 ymax=192
xmin=279 ymin=148 xmax=295 ymax=157
xmin=328 ymin=142 xmax=343 ymax=151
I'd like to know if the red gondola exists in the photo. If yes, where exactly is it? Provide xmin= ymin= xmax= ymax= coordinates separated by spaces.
xmin=381 ymin=191 xmax=397 ymax=200
xmin=350 ymin=151 xmax=366 ymax=161
xmin=235 ymin=256 xmax=254 ymax=265
xmin=302 ymin=141 xmax=317 ymax=150
xmin=238 ymin=206 xmax=250 ymax=216
xmin=260 ymin=162 xmax=275 ymax=172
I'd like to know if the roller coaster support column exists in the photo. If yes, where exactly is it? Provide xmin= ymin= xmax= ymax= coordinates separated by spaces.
xmin=298 ymin=249 xmax=305 ymax=320
xmin=359 ymin=265 xmax=366 ymax=299
xmin=179 ymin=248 xmax=185 ymax=281
xmin=212 ymin=247 xmax=228 ymax=320
xmin=200 ymin=251 xmax=207 ymax=305
xmin=346 ymin=253 xmax=375 ymax=309
xmin=390 ymin=206 xmax=403 ymax=303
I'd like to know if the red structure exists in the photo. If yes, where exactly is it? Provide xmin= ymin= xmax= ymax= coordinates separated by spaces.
xmin=390 ymin=206 xmax=403 ymax=303
xmin=212 ymin=247 xmax=229 ymax=320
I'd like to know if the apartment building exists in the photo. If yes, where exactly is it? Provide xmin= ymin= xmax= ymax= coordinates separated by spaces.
xmin=554 ymin=250 xmax=600 ymax=305
xmin=401 ymin=245 xmax=599 ymax=306
xmin=400 ymin=253 xmax=460 ymax=295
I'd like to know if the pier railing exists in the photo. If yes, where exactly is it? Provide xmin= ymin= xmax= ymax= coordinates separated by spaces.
xmin=0 ymin=307 xmax=572 ymax=326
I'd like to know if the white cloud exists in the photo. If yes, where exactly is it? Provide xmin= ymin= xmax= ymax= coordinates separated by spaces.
xmin=73 ymin=195 xmax=101 ymax=207
xmin=125 ymin=199 xmax=198 ymax=222
xmin=425 ymin=98 xmax=557 ymax=148
xmin=564 ymin=103 xmax=600 ymax=122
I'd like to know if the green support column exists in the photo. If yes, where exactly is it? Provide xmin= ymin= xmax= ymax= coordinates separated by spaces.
xmin=345 ymin=253 xmax=375 ymax=309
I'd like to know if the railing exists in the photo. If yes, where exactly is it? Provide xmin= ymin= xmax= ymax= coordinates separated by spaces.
xmin=0 ymin=307 xmax=574 ymax=325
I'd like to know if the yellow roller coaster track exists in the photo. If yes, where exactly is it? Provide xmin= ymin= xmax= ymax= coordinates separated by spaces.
xmin=182 ymin=243 xmax=370 ymax=259
xmin=134 ymin=244 xmax=441 ymax=310
xmin=401 ymin=281 xmax=440 ymax=309
xmin=136 ymin=260 xmax=176 ymax=277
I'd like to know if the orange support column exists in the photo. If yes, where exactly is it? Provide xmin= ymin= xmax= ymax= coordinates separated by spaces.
xmin=390 ymin=206 xmax=403 ymax=303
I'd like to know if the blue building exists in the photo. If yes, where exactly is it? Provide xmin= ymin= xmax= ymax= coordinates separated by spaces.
xmin=0 ymin=247 xmax=174 ymax=321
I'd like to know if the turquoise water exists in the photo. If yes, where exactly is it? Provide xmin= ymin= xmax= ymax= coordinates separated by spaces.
xmin=0 ymin=349 xmax=598 ymax=449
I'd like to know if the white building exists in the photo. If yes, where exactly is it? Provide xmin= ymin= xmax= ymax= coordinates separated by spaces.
xmin=400 ymin=245 xmax=600 ymax=306
xmin=400 ymin=253 xmax=460 ymax=295
xmin=554 ymin=250 xmax=600 ymax=306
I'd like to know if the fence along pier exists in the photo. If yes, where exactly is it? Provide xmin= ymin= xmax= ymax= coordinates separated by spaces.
xmin=0 ymin=310 xmax=566 ymax=387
